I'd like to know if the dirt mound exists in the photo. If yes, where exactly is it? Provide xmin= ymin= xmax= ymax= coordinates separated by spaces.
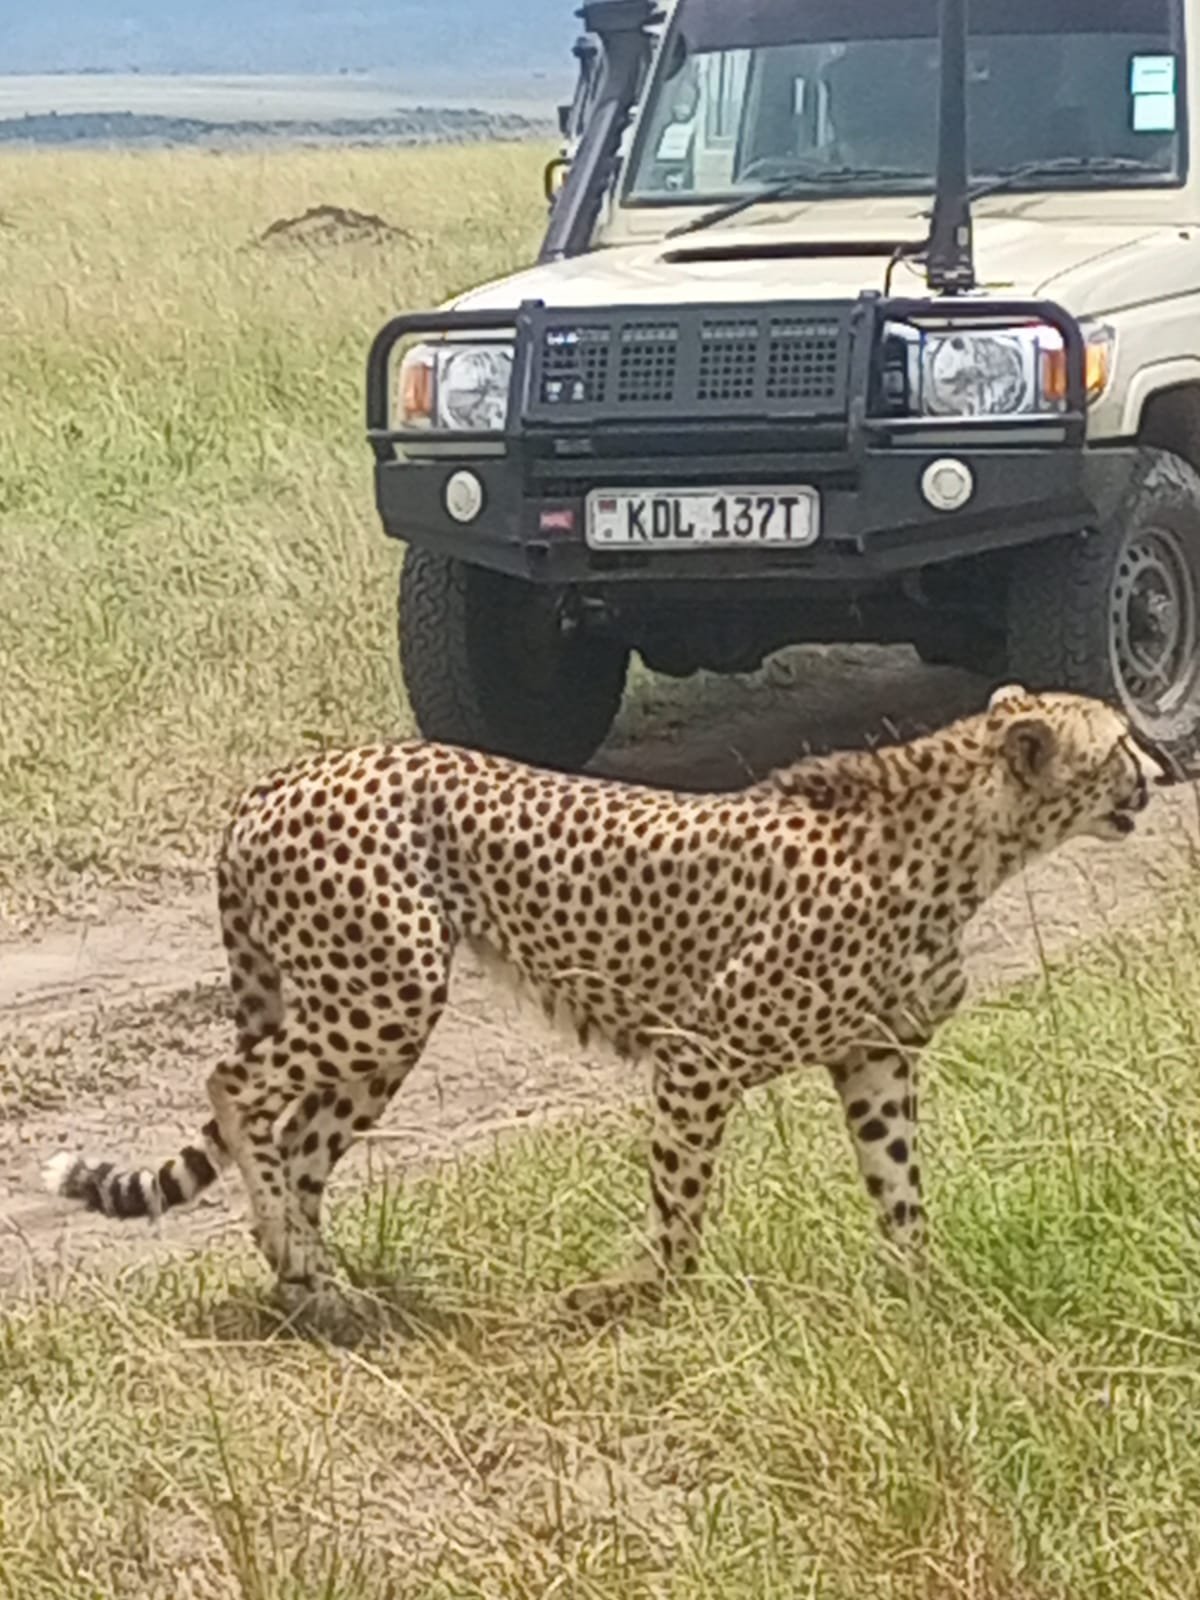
xmin=256 ymin=203 xmax=415 ymax=249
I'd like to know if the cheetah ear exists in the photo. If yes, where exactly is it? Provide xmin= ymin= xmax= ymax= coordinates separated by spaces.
xmin=989 ymin=683 xmax=1028 ymax=711
xmin=1003 ymin=717 xmax=1057 ymax=785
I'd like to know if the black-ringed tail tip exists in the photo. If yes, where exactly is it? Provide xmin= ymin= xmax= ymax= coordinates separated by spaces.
xmin=41 ymin=1123 xmax=228 ymax=1222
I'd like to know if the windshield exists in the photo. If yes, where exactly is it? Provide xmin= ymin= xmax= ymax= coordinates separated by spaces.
xmin=626 ymin=0 xmax=1186 ymax=205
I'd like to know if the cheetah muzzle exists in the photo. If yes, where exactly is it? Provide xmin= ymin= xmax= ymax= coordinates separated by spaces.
xmin=44 ymin=686 xmax=1180 ymax=1334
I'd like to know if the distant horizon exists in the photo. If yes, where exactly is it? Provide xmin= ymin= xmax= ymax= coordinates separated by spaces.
xmin=0 ymin=70 xmax=564 ymax=133
xmin=0 ymin=66 xmax=558 ymax=84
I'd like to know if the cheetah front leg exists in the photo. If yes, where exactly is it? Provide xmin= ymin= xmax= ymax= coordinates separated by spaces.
xmin=832 ymin=1044 xmax=925 ymax=1250
xmin=564 ymin=1052 xmax=737 ymax=1324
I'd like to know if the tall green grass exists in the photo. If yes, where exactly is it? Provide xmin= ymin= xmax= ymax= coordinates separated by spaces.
xmin=0 ymin=143 xmax=549 ymax=906
xmin=3 ymin=914 xmax=1199 ymax=1598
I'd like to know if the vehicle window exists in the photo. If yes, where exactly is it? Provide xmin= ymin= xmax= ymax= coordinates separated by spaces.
xmin=627 ymin=0 xmax=1185 ymax=201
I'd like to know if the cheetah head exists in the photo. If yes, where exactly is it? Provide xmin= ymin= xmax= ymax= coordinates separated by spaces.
xmin=986 ymin=683 xmax=1185 ymax=846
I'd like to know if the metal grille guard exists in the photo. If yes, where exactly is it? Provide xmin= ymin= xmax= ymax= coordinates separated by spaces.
xmin=366 ymin=293 xmax=1088 ymax=459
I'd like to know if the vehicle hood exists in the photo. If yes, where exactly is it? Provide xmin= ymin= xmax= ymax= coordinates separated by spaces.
xmin=450 ymin=211 xmax=1187 ymax=321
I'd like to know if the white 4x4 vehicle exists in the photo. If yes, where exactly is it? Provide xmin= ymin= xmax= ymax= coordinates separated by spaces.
xmin=368 ymin=0 xmax=1200 ymax=767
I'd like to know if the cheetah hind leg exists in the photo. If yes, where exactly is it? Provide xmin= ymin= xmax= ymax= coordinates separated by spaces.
xmin=267 ymin=971 xmax=446 ymax=1339
xmin=274 ymin=1038 xmax=436 ymax=1328
xmin=213 ymin=863 xmax=368 ymax=1335
xmin=207 ymin=1023 xmax=360 ymax=1339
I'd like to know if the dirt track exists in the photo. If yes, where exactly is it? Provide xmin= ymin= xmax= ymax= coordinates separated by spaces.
xmin=3 ymin=645 xmax=1195 ymax=1296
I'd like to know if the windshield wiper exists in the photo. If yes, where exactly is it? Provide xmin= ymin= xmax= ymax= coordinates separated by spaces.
xmin=967 ymin=154 xmax=1168 ymax=202
xmin=666 ymin=165 xmax=929 ymax=239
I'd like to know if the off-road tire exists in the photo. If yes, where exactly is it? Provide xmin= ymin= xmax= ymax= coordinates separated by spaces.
xmin=1007 ymin=446 xmax=1200 ymax=759
xmin=398 ymin=548 xmax=628 ymax=770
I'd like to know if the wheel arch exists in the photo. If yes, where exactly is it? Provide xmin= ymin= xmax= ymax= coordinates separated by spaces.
xmin=1133 ymin=378 xmax=1200 ymax=473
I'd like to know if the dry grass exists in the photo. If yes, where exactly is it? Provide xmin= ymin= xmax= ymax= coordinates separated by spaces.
xmin=0 ymin=142 xmax=551 ymax=912
xmin=4 ymin=914 xmax=1200 ymax=1598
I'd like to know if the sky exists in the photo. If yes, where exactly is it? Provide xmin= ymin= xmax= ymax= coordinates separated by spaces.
xmin=1 ymin=1 xmax=580 ymax=80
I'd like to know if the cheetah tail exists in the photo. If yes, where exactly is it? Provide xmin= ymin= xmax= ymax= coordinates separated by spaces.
xmin=42 ymin=1119 xmax=230 ymax=1222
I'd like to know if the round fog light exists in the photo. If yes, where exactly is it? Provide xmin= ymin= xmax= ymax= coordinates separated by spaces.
xmin=445 ymin=469 xmax=485 ymax=524
xmin=920 ymin=457 xmax=975 ymax=513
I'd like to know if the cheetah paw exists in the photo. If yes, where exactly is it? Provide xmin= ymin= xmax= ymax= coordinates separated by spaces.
xmin=560 ymin=1258 xmax=666 ymax=1326
xmin=273 ymin=1276 xmax=382 ymax=1345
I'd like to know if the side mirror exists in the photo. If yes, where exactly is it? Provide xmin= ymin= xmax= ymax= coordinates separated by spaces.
xmin=544 ymin=157 xmax=571 ymax=203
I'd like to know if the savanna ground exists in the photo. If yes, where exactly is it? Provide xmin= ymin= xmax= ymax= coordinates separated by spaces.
xmin=2 ymin=141 xmax=1200 ymax=1599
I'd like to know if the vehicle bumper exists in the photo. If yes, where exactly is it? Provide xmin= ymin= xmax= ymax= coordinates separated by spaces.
xmin=374 ymin=444 xmax=1138 ymax=588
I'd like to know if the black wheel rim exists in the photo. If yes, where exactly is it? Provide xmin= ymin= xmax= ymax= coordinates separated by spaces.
xmin=1109 ymin=524 xmax=1200 ymax=730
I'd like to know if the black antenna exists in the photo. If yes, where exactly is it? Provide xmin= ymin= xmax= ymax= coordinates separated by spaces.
xmin=925 ymin=0 xmax=976 ymax=294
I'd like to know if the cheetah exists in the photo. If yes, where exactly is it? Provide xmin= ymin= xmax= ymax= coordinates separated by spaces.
xmin=45 ymin=685 xmax=1179 ymax=1331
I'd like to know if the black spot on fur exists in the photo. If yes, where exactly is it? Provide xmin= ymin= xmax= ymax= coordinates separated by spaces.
xmin=158 ymin=1166 xmax=186 ymax=1209
xmin=182 ymin=1146 xmax=217 ymax=1187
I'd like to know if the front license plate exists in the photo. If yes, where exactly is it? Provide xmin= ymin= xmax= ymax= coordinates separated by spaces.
xmin=585 ymin=486 xmax=820 ymax=549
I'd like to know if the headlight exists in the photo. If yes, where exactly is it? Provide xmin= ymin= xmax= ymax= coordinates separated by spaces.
xmin=883 ymin=321 xmax=1114 ymax=417
xmin=438 ymin=346 xmax=514 ymax=431
xmin=397 ymin=341 xmax=514 ymax=432
xmin=921 ymin=329 xmax=1036 ymax=416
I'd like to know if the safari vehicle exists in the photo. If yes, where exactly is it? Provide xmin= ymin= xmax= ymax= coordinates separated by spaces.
xmin=367 ymin=0 xmax=1200 ymax=769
